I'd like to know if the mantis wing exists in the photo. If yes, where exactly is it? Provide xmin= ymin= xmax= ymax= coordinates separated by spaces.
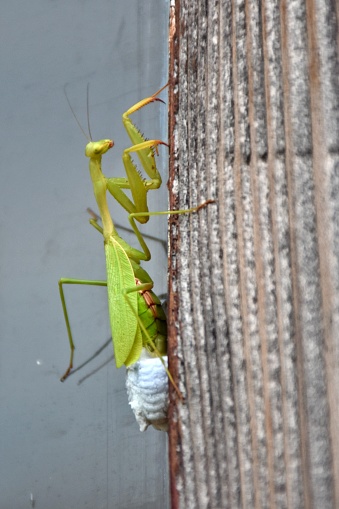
xmin=124 ymin=326 xmax=143 ymax=366
xmin=105 ymin=237 xmax=140 ymax=367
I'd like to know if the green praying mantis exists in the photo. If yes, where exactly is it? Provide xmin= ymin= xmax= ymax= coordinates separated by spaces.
xmin=59 ymin=84 xmax=213 ymax=398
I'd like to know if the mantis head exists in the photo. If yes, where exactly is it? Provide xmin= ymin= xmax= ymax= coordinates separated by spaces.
xmin=85 ymin=139 xmax=114 ymax=158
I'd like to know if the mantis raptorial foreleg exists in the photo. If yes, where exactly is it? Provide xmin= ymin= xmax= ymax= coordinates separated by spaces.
xmin=105 ymin=84 xmax=169 ymax=224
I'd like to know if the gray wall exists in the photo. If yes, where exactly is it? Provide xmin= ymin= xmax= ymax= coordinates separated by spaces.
xmin=0 ymin=1 xmax=170 ymax=508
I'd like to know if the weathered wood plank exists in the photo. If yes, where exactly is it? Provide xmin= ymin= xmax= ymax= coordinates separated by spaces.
xmin=168 ymin=0 xmax=339 ymax=507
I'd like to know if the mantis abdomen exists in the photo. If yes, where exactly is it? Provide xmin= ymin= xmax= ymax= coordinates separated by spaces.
xmin=136 ymin=281 xmax=167 ymax=356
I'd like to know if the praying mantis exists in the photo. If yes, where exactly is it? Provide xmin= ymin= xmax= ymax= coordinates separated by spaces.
xmin=59 ymin=84 xmax=213 ymax=401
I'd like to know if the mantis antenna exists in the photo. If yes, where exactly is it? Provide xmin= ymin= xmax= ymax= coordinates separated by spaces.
xmin=86 ymin=83 xmax=93 ymax=142
xmin=63 ymin=84 xmax=92 ymax=142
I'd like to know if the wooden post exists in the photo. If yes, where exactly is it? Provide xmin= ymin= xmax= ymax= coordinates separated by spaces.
xmin=168 ymin=0 xmax=339 ymax=507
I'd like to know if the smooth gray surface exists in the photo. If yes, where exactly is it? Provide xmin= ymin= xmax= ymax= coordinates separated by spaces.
xmin=0 ymin=1 xmax=170 ymax=508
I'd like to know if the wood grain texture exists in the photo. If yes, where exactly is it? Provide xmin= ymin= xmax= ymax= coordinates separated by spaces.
xmin=168 ymin=0 xmax=339 ymax=507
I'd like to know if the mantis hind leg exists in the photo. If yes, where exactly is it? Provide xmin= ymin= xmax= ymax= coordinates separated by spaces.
xmin=123 ymin=281 xmax=184 ymax=400
xmin=58 ymin=278 xmax=107 ymax=381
